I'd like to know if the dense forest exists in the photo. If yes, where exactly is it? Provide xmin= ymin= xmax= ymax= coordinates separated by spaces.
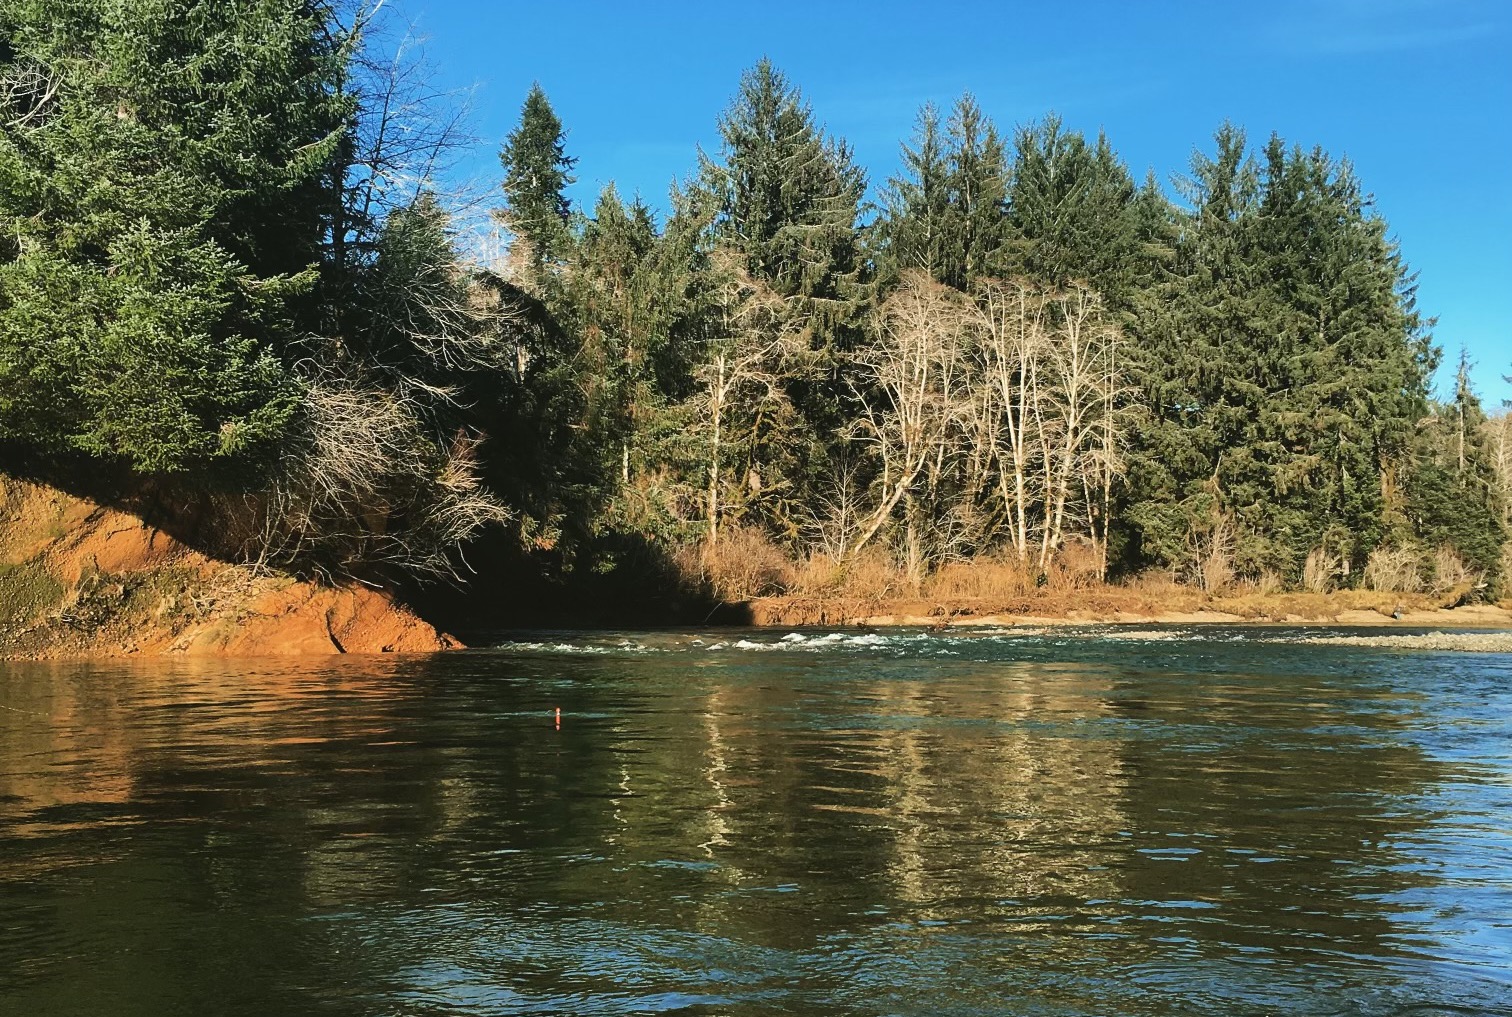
xmin=2 ymin=1 xmax=1508 ymax=615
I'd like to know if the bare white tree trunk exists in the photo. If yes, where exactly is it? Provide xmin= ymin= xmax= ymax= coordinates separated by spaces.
xmin=707 ymin=352 xmax=726 ymax=550
xmin=848 ymin=274 xmax=969 ymax=559
xmin=974 ymin=280 xmax=1045 ymax=562
xmin=968 ymin=280 xmax=1125 ymax=573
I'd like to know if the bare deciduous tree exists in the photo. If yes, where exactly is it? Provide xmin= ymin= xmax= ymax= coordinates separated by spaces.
xmin=848 ymin=273 xmax=970 ymax=575
xmin=971 ymin=279 xmax=1047 ymax=559
xmin=240 ymin=370 xmax=507 ymax=581
xmin=966 ymin=279 xmax=1126 ymax=570
xmin=835 ymin=273 xmax=1127 ymax=582
xmin=1483 ymin=412 xmax=1512 ymax=527
xmin=324 ymin=1 xmax=482 ymax=267
xmin=261 ymin=3 xmax=512 ymax=581
xmin=797 ymin=459 xmax=869 ymax=560
xmin=1034 ymin=285 xmax=1124 ymax=569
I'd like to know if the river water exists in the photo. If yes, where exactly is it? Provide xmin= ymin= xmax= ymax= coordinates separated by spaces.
xmin=1 ymin=626 xmax=1509 ymax=1016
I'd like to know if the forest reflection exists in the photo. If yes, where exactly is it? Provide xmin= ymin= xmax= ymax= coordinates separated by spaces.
xmin=0 ymin=645 xmax=1503 ymax=1016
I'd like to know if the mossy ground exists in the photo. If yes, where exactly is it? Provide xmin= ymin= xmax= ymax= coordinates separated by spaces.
xmin=0 ymin=560 xmax=65 ymax=629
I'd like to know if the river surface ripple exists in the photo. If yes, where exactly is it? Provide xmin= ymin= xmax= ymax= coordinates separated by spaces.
xmin=1 ymin=626 xmax=1510 ymax=1016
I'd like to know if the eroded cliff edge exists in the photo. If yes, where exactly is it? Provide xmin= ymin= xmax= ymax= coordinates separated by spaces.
xmin=0 ymin=476 xmax=454 ymax=659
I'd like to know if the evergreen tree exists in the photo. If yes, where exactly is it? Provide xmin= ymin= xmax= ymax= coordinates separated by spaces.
xmin=1407 ymin=360 xmax=1505 ymax=595
xmin=499 ymin=83 xmax=576 ymax=267
xmin=0 ymin=0 xmax=348 ymax=473
xmin=876 ymin=103 xmax=952 ymax=285
xmin=877 ymin=95 xmax=1008 ymax=291
xmin=1121 ymin=126 xmax=1438 ymax=583
xmin=946 ymin=96 xmax=1010 ymax=288
xmin=1005 ymin=116 xmax=1143 ymax=306
xmin=1121 ymin=125 xmax=1264 ymax=573
xmin=570 ymin=185 xmax=668 ymax=485
xmin=1249 ymin=137 xmax=1434 ymax=574
xmin=697 ymin=59 xmax=865 ymax=315
xmin=693 ymin=59 xmax=868 ymax=531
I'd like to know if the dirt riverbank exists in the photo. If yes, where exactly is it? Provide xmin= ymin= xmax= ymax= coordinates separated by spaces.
xmin=0 ymin=476 xmax=454 ymax=660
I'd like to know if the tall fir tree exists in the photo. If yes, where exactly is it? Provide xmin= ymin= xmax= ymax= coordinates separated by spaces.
xmin=877 ymin=95 xmax=1009 ymax=292
xmin=697 ymin=59 xmax=865 ymax=318
xmin=876 ymin=103 xmax=952 ymax=285
xmin=1121 ymin=126 xmax=1440 ymax=582
xmin=1406 ymin=354 xmax=1505 ymax=593
xmin=1005 ymin=116 xmax=1144 ymax=306
xmin=1248 ymin=137 xmax=1434 ymax=574
xmin=1120 ymin=124 xmax=1268 ymax=573
xmin=499 ymin=83 xmax=576 ymax=268
xmin=945 ymin=95 xmax=1010 ymax=288
xmin=693 ymin=59 xmax=869 ymax=531
xmin=569 ymin=186 xmax=666 ymax=487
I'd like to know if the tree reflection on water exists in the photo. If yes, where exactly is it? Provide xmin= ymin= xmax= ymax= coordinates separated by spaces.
xmin=1 ymin=638 xmax=1508 ymax=1015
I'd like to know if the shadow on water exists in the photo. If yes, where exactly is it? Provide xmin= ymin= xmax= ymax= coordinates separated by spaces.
xmin=1 ymin=640 xmax=1509 ymax=1016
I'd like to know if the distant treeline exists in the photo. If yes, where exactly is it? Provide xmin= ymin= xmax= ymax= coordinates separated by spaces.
xmin=1 ymin=3 xmax=1506 ymax=600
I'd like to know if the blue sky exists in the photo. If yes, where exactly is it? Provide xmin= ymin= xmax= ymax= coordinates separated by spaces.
xmin=401 ymin=0 xmax=1511 ymax=403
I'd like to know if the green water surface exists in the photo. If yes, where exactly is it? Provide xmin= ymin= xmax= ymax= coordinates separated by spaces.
xmin=1 ymin=627 xmax=1509 ymax=1015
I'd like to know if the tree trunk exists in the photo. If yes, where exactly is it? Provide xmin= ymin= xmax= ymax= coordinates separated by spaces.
xmin=707 ymin=353 xmax=725 ymax=550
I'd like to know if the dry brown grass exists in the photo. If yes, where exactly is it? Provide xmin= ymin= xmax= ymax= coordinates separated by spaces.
xmin=789 ymin=552 xmax=844 ymax=596
xmin=1302 ymin=547 xmax=1341 ymax=594
xmin=675 ymin=524 xmax=1485 ymax=626
xmin=746 ymin=571 xmax=1482 ymax=628
xmin=1046 ymin=540 xmax=1104 ymax=590
xmin=674 ymin=526 xmax=794 ymax=602
xmin=1364 ymin=544 xmax=1424 ymax=594
xmin=789 ymin=546 xmax=907 ymax=604
xmin=752 ymin=561 xmax=1475 ymax=625
xmin=923 ymin=555 xmax=1035 ymax=600
xmin=1128 ymin=569 xmax=1184 ymax=597
xmin=841 ymin=547 xmax=910 ymax=603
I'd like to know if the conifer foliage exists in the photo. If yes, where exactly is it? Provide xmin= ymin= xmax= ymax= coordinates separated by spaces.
xmin=0 ymin=16 xmax=1497 ymax=600
xmin=494 ymin=72 xmax=1494 ymax=598
xmin=0 ymin=0 xmax=345 ymax=472
xmin=0 ymin=0 xmax=506 ymax=580
xmin=498 ymin=83 xmax=576 ymax=267
xmin=698 ymin=59 xmax=866 ymax=310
